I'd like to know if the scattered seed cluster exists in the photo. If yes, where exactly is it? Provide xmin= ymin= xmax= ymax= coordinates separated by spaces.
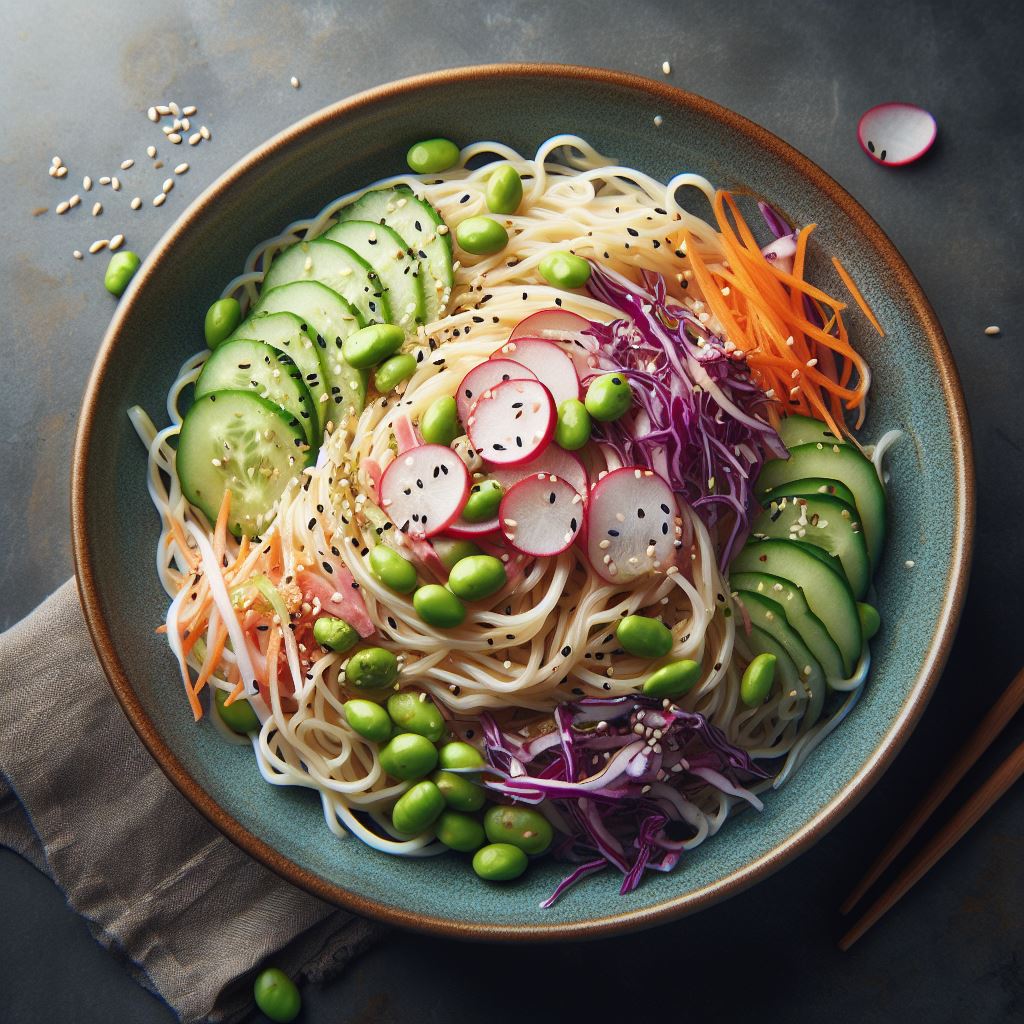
xmin=42 ymin=100 xmax=209 ymax=260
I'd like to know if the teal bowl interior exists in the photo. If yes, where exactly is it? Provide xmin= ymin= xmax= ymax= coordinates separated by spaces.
xmin=73 ymin=65 xmax=972 ymax=939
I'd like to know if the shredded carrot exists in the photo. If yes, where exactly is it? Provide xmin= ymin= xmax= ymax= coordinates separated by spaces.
xmin=831 ymin=256 xmax=884 ymax=337
xmin=155 ymin=624 xmax=167 ymax=635
xmin=213 ymin=488 xmax=232 ymax=564
xmin=192 ymin=620 xmax=228 ymax=698
xmin=680 ymin=190 xmax=873 ymax=437
xmin=223 ymin=679 xmax=246 ymax=706
xmin=164 ymin=514 xmax=199 ymax=570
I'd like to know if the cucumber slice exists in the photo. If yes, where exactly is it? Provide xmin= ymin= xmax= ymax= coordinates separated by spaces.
xmin=177 ymin=390 xmax=313 ymax=537
xmin=251 ymin=281 xmax=370 ymax=416
xmin=751 ymin=494 xmax=871 ymax=599
xmin=226 ymin=311 xmax=328 ymax=436
xmin=762 ymin=476 xmax=857 ymax=508
xmin=731 ymin=571 xmax=845 ymax=683
xmin=195 ymin=340 xmax=318 ymax=449
xmin=756 ymin=442 xmax=886 ymax=570
xmin=739 ymin=591 xmax=825 ymax=726
xmin=731 ymin=540 xmax=862 ymax=674
xmin=778 ymin=414 xmax=844 ymax=449
xmin=262 ymin=238 xmax=389 ymax=325
xmin=323 ymin=219 xmax=426 ymax=333
xmin=336 ymin=187 xmax=453 ymax=324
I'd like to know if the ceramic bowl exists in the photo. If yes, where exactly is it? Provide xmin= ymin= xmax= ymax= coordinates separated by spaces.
xmin=72 ymin=64 xmax=973 ymax=939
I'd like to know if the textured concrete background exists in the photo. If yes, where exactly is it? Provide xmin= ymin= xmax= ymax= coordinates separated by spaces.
xmin=1 ymin=0 xmax=1022 ymax=1021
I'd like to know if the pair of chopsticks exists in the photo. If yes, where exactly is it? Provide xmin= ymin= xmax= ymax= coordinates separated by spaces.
xmin=839 ymin=665 xmax=1024 ymax=949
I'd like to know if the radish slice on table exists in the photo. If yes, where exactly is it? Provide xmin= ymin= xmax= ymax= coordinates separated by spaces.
xmin=445 ymin=514 xmax=500 ymax=539
xmin=379 ymin=444 xmax=470 ymax=539
xmin=456 ymin=358 xmax=537 ymax=424
xmin=857 ymin=103 xmax=937 ymax=167
xmin=467 ymin=378 xmax=555 ymax=466
xmin=586 ymin=466 xmax=679 ymax=583
xmin=490 ymin=338 xmax=581 ymax=406
xmin=489 ymin=446 xmax=588 ymax=498
xmin=500 ymin=473 xmax=584 ymax=556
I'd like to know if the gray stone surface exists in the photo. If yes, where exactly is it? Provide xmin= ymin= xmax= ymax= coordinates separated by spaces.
xmin=1 ymin=0 xmax=1021 ymax=1021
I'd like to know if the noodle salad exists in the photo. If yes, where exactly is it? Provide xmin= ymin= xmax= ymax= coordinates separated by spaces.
xmin=131 ymin=135 xmax=895 ymax=903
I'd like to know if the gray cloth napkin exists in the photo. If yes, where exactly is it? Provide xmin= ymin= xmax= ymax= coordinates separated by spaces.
xmin=0 ymin=580 xmax=385 ymax=1023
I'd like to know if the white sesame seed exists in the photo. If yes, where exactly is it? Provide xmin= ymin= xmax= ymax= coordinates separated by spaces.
xmin=147 ymin=107 xmax=159 ymax=122
xmin=51 ymin=156 xmax=62 ymax=167
xmin=904 ymin=559 xmax=915 ymax=568
xmin=180 ymin=117 xmax=190 ymax=131
xmin=168 ymin=101 xmax=181 ymax=116
xmin=662 ymin=61 xmax=671 ymax=74
xmin=48 ymin=167 xmax=57 ymax=177
xmin=146 ymin=145 xmax=157 ymax=158
xmin=172 ymin=118 xmax=182 ymax=131
xmin=130 ymin=196 xmax=142 ymax=210
xmin=436 ymin=224 xmax=449 ymax=235
xmin=55 ymin=166 xmax=68 ymax=178
xmin=984 ymin=325 xmax=1001 ymax=336
xmin=109 ymin=233 xmax=125 ymax=250
xmin=92 ymin=202 xmax=102 ymax=216
xmin=174 ymin=162 xmax=189 ymax=175
xmin=653 ymin=115 xmax=664 ymax=127
xmin=167 ymin=133 xmax=182 ymax=144
xmin=55 ymin=201 xmax=70 ymax=215
xmin=182 ymin=105 xmax=197 ymax=116
xmin=99 ymin=176 xmax=111 ymax=185
xmin=199 ymin=125 xmax=210 ymax=140
xmin=72 ymin=250 xmax=83 ymax=260
xmin=162 ymin=178 xmax=174 ymax=193
xmin=88 ymin=239 xmax=108 ymax=254
xmin=188 ymin=133 xmax=201 ymax=146
xmin=153 ymin=193 xmax=166 ymax=207
xmin=290 ymin=76 xmax=300 ymax=88
xmin=83 ymin=175 xmax=92 ymax=191
xmin=155 ymin=104 xmax=171 ymax=116
xmin=162 ymin=125 xmax=175 ymax=135
xmin=68 ymin=194 xmax=80 ymax=207
xmin=120 ymin=159 xmax=134 ymax=170
xmin=111 ymin=176 xmax=121 ymax=191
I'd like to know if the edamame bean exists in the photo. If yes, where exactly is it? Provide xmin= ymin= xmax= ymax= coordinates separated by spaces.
xmin=554 ymin=398 xmax=592 ymax=451
xmin=341 ymin=322 xmax=405 ymax=369
xmin=419 ymin=395 xmax=460 ymax=446
xmin=741 ymin=652 xmax=777 ymax=707
xmin=447 ymin=554 xmax=507 ymax=602
xmin=538 ymin=250 xmax=591 ymax=290
xmin=432 ymin=769 xmax=485 ymax=812
xmin=584 ymin=372 xmax=633 ymax=422
xmin=432 ymin=538 xmax=483 ymax=571
xmin=104 ymin=250 xmax=141 ymax=297
xmin=345 ymin=646 xmax=399 ymax=689
xmin=455 ymin=216 xmax=508 ymax=256
xmin=472 ymin=842 xmax=528 ymax=881
xmin=343 ymin=699 xmax=392 ymax=742
xmin=204 ymin=297 xmax=241 ymax=348
xmin=215 ymin=687 xmax=260 ymax=734
xmin=374 ymin=352 xmax=417 ymax=393
xmin=483 ymin=804 xmax=553 ymax=855
xmin=462 ymin=479 xmax=503 ymax=522
xmin=313 ymin=616 xmax=360 ymax=653
xmin=413 ymin=584 xmax=466 ymax=628
xmin=436 ymin=810 xmax=486 ymax=852
xmin=439 ymin=741 xmax=486 ymax=769
xmin=641 ymin=658 xmax=701 ymax=698
xmin=407 ymin=138 xmax=460 ymax=174
xmin=369 ymin=545 xmax=418 ymax=594
xmin=253 ymin=967 xmax=301 ymax=1023
xmin=857 ymin=602 xmax=881 ymax=640
xmin=485 ymin=164 xmax=523 ymax=215
xmin=379 ymin=732 xmax=438 ymax=780
xmin=616 ymin=615 xmax=673 ymax=659
xmin=392 ymin=780 xmax=445 ymax=834
xmin=387 ymin=691 xmax=445 ymax=741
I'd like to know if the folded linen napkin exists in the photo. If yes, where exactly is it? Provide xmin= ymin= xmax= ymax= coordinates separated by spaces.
xmin=0 ymin=580 xmax=385 ymax=1023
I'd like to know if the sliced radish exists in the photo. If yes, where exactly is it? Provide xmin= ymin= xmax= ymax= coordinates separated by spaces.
xmin=510 ymin=309 xmax=593 ymax=342
xmin=490 ymin=338 xmax=581 ymax=406
xmin=466 ymin=378 xmax=555 ymax=467
xmin=456 ymin=358 xmax=537 ymax=424
xmin=489 ymin=446 xmax=588 ymax=499
xmin=586 ymin=466 xmax=679 ymax=583
xmin=379 ymin=444 xmax=469 ymax=540
xmin=445 ymin=514 xmax=500 ymax=539
xmin=500 ymin=473 xmax=584 ymax=556
xmin=857 ymin=102 xmax=937 ymax=167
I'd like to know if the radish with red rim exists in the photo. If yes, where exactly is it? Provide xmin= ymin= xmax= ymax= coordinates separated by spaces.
xmin=489 ymin=445 xmax=588 ymax=498
xmin=490 ymin=338 xmax=581 ymax=407
xmin=379 ymin=444 xmax=470 ymax=540
xmin=509 ymin=308 xmax=592 ymax=342
xmin=466 ymin=378 xmax=555 ymax=466
xmin=445 ymin=514 xmax=501 ymax=539
xmin=456 ymin=358 xmax=537 ymax=423
xmin=586 ymin=466 xmax=679 ymax=583
xmin=500 ymin=473 xmax=584 ymax=556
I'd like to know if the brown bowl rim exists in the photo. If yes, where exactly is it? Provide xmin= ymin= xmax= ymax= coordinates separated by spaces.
xmin=71 ymin=62 xmax=975 ymax=941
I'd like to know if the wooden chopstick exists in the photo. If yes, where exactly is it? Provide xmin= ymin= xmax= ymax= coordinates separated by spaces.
xmin=841 ymin=665 xmax=1024 ymax=915
xmin=839 ymin=737 xmax=1024 ymax=950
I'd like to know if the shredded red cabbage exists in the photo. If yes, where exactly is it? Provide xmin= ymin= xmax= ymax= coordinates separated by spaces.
xmin=480 ymin=696 xmax=769 ymax=907
xmin=582 ymin=263 xmax=786 ymax=567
